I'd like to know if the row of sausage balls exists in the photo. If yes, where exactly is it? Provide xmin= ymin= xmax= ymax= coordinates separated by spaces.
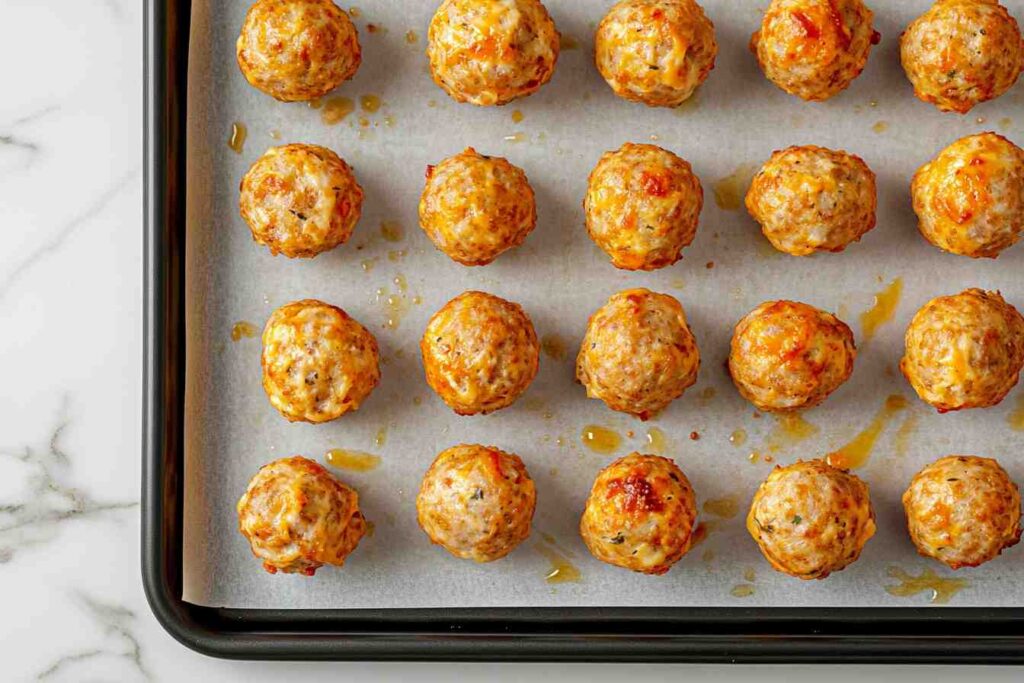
xmin=240 ymin=131 xmax=1024 ymax=270
xmin=238 ymin=0 xmax=1024 ymax=114
xmin=237 ymin=449 xmax=1022 ymax=580
xmin=261 ymin=286 xmax=1024 ymax=428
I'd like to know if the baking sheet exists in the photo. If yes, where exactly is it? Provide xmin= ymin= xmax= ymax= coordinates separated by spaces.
xmin=183 ymin=0 xmax=1024 ymax=609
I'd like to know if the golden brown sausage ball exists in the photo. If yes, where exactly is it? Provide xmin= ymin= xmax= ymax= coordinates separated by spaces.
xmin=747 ymin=459 xmax=875 ymax=580
xmin=745 ymin=145 xmax=877 ymax=256
xmin=903 ymin=455 xmax=1021 ymax=569
xmin=262 ymin=299 xmax=380 ymax=423
xmin=237 ymin=456 xmax=367 ymax=575
xmin=580 ymin=453 xmax=697 ymax=575
xmin=729 ymin=301 xmax=855 ymax=412
xmin=901 ymin=0 xmax=1024 ymax=114
xmin=419 ymin=148 xmax=536 ymax=266
xmin=751 ymin=0 xmax=879 ymax=101
xmin=584 ymin=143 xmax=704 ymax=271
xmin=421 ymin=291 xmax=539 ymax=415
xmin=240 ymin=144 xmax=363 ymax=258
xmin=426 ymin=0 xmax=559 ymax=106
xmin=594 ymin=0 xmax=718 ymax=108
xmin=576 ymin=289 xmax=700 ymax=420
xmin=911 ymin=133 xmax=1024 ymax=258
xmin=901 ymin=289 xmax=1024 ymax=412
xmin=416 ymin=444 xmax=536 ymax=562
xmin=236 ymin=0 xmax=361 ymax=102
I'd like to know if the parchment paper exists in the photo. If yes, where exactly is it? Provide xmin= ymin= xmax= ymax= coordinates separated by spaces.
xmin=184 ymin=0 xmax=1024 ymax=609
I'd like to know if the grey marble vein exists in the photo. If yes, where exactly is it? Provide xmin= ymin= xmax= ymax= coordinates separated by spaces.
xmin=4 ymin=104 xmax=59 ymax=129
xmin=0 ymin=133 xmax=39 ymax=153
xmin=37 ymin=593 xmax=149 ymax=681
xmin=0 ymin=104 xmax=58 ymax=172
xmin=0 ymin=397 xmax=137 ymax=564
xmin=0 ymin=168 xmax=138 ymax=304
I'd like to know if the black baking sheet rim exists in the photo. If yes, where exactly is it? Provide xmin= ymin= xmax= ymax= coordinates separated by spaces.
xmin=142 ymin=0 xmax=1024 ymax=662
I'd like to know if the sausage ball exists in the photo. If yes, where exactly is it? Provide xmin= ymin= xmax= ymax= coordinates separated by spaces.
xmin=911 ymin=133 xmax=1024 ymax=258
xmin=747 ymin=459 xmax=876 ymax=580
xmin=421 ymin=291 xmax=539 ymax=415
xmin=236 ymin=0 xmax=361 ymax=102
xmin=580 ymin=453 xmax=697 ymax=575
xmin=419 ymin=148 xmax=536 ymax=266
xmin=576 ymin=289 xmax=700 ymax=420
xmin=262 ymin=299 xmax=380 ymax=423
xmin=901 ymin=0 xmax=1024 ymax=114
xmin=903 ymin=455 xmax=1021 ymax=569
xmin=751 ymin=0 xmax=879 ymax=101
xmin=729 ymin=301 xmax=856 ymax=412
xmin=239 ymin=144 xmax=363 ymax=258
xmin=416 ymin=444 xmax=536 ymax=562
xmin=426 ymin=0 xmax=559 ymax=106
xmin=237 ymin=456 xmax=367 ymax=575
xmin=901 ymin=289 xmax=1024 ymax=412
xmin=745 ymin=145 xmax=877 ymax=256
xmin=594 ymin=0 xmax=718 ymax=108
xmin=584 ymin=143 xmax=704 ymax=271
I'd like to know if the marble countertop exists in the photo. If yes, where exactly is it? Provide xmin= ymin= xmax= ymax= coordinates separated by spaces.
xmin=0 ymin=0 xmax=1019 ymax=680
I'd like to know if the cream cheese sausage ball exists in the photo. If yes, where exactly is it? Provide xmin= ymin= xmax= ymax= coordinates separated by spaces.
xmin=236 ymin=0 xmax=361 ymax=102
xmin=426 ymin=0 xmax=559 ymax=106
xmin=237 ymin=456 xmax=367 ymax=575
xmin=419 ymin=148 xmax=536 ymax=266
xmin=584 ymin=143 xmax=703 ymax=271
xmin=901 ymin=0 xmax=1024 ymax=114
xmin=745 ymin=145 xmax=877 ymax=256
xmin=747 ymin=459 xmax=875 ymax=580
xmin=416 ymin=444 xmax=536 ymax=562
xmin=240 ymin=144 xmax=363 ymax=258
xmin=594 ymin=0 xmax=718 ymax=108
xmin=729 ymin=301 xmax=855 ymax=412
xmin=580 ymin=453 xmax=697 ymax=575
xmin=262 ymin=299 xmax=380 ymax=423
xmin=903 ymin=455 xmax=1021 ymax=569
xmin=751 ymin=0 xmax=879 ymax=101
xmin=576 ymin=289 xmax=700 ymax=420
xmin=421 ymin=291 xmax=540 ymax=415
xmin=911 ymin=133 xmax=1024 ymax=258
xmin=901 ymin=289 xmax=1024 ymax=412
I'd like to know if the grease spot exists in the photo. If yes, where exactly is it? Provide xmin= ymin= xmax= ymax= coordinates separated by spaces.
xmin=230 ymin=321 xmax=258 ymax=342
xmin=581 ymin=425 xmax=621 ymax=455
xmin=702 ymin=496 xmax=740 ymax=519
xmin=326 ymin=448 xmax=381 ymax=472
xmin=885 ymin=566 xmax=967 ymax=605
xmin=541 ymin=333 xmax=567 ymax=361
xmin=730 ymin=584 xmax=755 ymax=598
xmin=827 ymin=395 xmax=908 ymax=469
xmin=536 ymin=537 xmax=582 ymax=584
xmin=860 ymin=277 xmax=902 ymax=343
xmin=321 ymin=96 xmax=355 ymax=125
xmin=713 ymin=164 xmax=757 ymax=211
xmin=1008 ymin=393 xmax=1024 ymax=431
xmin=645 ymin=427 xmax=668 ymax=454
xmin=227 ymin=122 xmax=247 ymax=154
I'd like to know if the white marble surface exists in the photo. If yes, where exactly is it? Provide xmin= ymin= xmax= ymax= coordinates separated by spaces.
xmin=0 ymin=0 xmax=1021 ymax=680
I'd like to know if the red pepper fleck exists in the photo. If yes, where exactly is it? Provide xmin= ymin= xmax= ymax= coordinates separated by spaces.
xmin=641 ymin=171 xmax=669 ymax=197
xmin=606 ymin=473 xmax=663 ymax=513
xmin=791 ymin=11 xmax=821 ymax=39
